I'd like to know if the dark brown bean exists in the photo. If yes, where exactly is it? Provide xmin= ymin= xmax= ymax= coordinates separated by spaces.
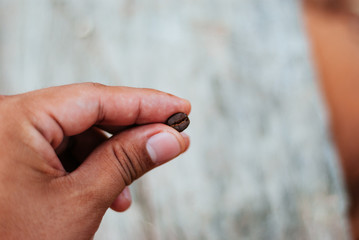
xmin=166 ymin=112 xmax=190 ymax=132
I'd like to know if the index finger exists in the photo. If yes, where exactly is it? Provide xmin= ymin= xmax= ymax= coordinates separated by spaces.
xmin=20 ymin=83 xmax=191 ymax=147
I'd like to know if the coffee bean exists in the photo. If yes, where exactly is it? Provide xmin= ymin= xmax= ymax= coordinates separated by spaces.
xmin=166 ymin=112 xmax=190 ymax=132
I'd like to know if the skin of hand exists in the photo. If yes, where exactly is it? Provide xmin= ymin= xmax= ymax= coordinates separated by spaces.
xmin=0 ymin=83 xmax=191 ymax=240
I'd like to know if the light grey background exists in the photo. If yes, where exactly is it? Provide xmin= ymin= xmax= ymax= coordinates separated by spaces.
xmin=0 ymin=0 xmax=350 ymax=239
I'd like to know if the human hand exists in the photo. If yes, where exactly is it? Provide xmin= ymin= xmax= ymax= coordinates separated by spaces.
xmin=0 ymin=83 xmax=190 ymax=239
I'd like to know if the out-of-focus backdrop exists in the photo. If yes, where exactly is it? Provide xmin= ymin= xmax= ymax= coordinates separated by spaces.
xmin=0 ymin=0 xmax=351 ymax=239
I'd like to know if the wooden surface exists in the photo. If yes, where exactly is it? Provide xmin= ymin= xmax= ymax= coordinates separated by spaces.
xmin=0 ymin=0 xmax=350 ymax=239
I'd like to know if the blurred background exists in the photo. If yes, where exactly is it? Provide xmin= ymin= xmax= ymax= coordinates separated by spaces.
xmin=1 ymin=0 xmax=358 ymax=239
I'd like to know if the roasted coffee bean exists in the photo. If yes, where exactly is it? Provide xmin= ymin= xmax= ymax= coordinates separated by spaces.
xmin=166 ymin=112 xmax=190 ymax=132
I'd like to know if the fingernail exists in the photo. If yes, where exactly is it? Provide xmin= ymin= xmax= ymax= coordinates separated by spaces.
xmin=122 ymin=187 xmax=131 ymax=201
xmin=146 ymin=132 xmax=181 ymax=164
xmin=180 ymin=132 xmax=189 ymax=139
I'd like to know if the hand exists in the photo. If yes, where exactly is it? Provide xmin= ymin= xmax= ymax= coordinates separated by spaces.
xmin=0 ymin=83 xmax=191 ymax=240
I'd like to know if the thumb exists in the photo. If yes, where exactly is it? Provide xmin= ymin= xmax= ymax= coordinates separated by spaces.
xmin=68 ymin=123 xmax=189 ymax=208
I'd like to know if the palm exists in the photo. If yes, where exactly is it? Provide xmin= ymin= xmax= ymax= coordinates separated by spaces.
xmin=57 ymin=128 xmax=108 ymax=172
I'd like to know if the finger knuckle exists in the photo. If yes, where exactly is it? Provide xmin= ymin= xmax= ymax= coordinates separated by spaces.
xmin=84 ymin=82 xmax=106 ymax=90
xmin=110 ymin=142 xmax=149 ymax=185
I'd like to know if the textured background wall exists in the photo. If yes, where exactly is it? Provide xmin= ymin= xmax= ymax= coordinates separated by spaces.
xmin=0 ymin=0 xmax=351 ymax=239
